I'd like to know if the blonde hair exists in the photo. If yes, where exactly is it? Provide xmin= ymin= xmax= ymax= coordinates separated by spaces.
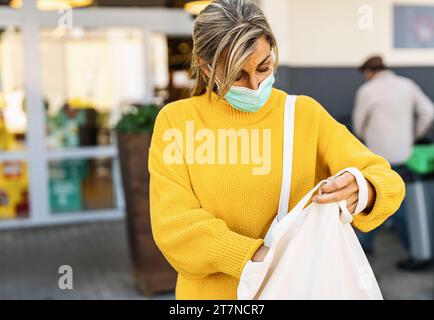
xmin=190 ymin=0 xmax=279 ymax=99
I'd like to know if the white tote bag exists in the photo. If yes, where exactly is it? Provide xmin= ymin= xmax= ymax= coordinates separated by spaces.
xmin=237 ymin=95 xmax=383 ymax=300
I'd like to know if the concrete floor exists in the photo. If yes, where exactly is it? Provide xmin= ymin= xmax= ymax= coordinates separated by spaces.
xmin=0 ymin=220 xmax=432 ymax=300
xmin=366 ymin=227 xmax=433 ymax=300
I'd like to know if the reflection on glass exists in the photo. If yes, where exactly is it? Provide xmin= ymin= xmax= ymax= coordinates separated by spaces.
xmin=49 ymin=158 xmax=115 ymax=213
xmin=41 ymin=27 xmax=146 ymax=149
xmin=0 ymin=28 xmax=26 ymax=151
xmin=47 ymin=103 xmax=99 ymax=148
xmin=0 ymin=161 xmax=30 ymax=220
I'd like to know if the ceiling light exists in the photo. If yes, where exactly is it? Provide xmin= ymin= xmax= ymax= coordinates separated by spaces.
xmin=10 ymin=0 xmax=93 ymax=11
xmin=184 ymin=1 xmax=212 ymax=16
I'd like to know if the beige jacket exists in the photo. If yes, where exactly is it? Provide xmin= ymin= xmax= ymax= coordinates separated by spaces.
xmin=353 ymin=70 xmax=434 ymax=165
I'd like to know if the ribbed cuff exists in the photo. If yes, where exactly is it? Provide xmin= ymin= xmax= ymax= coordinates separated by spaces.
xmin=209 ymin=229 xmax=264 ymax=280
xmin=352 ymin=169 xmax=399 ymax=232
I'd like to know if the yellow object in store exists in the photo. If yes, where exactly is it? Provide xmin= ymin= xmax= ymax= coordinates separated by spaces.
xmin=0 ymin=161 xmax=29 ymax=219
xmin=0 ymin=117 xmax=24 ymax=151
xmin=184 ymin=1 xmax=212 ymax=15
xmin=10 ymin=0 xmax=93 ymax=11
xmin=68 ymin=98 xmax=94 ymax=109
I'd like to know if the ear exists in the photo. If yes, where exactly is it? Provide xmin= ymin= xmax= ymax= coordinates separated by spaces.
xmin=198 ymin=57 xmax=211 ymax=78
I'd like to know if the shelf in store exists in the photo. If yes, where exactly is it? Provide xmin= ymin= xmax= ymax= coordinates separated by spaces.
xmin=0 ymin=151 xmax=28 ymax=161
xmin=46 ymin=145 xmax=118 ymax=161
xmin=0 ymin=146 xmax=118 ymax=162
xmin=0 ymin=208 xmax=124 ymax=230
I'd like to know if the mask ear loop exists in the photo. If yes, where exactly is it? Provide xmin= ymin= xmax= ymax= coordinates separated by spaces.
xmin=207 ymin=63 xmax=222 ymax=92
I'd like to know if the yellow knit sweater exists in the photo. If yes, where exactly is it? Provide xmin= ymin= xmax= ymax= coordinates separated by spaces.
xmin=148 ymin=88 xmax=405 ymax=300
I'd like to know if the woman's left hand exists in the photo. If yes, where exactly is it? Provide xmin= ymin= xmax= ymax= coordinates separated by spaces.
xmin=312 ymin=172 xmax=376 ymax=214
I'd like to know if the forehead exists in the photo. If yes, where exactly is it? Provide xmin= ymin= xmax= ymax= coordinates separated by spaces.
xmin=218 ymin=35 xmax=271 ymax=68
xmin=245 ymin=36 xmax=272 ymax=65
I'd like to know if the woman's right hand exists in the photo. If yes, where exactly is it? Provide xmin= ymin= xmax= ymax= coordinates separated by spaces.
xmin=252 ymin=245 xmax=270 ymax=262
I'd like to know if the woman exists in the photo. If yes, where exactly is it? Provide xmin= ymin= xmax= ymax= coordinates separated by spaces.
xmin=148 ymin=0 xmax=405 ymax=300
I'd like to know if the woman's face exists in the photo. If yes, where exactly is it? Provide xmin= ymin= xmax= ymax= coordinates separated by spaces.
xmin=205 ymin=35 xmax=274 ymax=91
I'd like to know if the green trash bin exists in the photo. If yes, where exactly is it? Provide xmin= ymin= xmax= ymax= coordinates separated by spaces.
xmin=406 ymin=145 xmax=434 ymax=175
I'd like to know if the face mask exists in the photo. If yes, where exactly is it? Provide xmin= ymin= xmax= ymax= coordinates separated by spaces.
xmin=207 ymin=64 xmax=275 ymax=113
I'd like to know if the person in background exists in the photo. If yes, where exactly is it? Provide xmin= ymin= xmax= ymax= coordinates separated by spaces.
xmin=353 ymin=55 xmax=434 ymax=270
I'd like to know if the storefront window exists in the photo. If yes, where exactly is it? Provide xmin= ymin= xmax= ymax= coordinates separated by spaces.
xmin=48 ymin=158 xmax=115 ymax=213
xmin=167 ymin=36 xmax=193 ymax=103
xmin=40 ymin=27 xmax=146 ymax=149
xmin=0 ymin=27 xmax=26 ymax=152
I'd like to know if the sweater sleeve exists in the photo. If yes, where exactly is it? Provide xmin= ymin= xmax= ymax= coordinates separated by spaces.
xmin=148 ymin=108 xmax=264 ymax=281
xmin=310 ymin=96 xmax=406 ymax=233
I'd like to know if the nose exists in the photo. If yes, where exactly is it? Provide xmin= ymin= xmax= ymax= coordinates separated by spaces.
xmin=247 ymin=77 xmax=260 ymax=90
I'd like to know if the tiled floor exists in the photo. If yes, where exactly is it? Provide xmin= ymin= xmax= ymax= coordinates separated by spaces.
xmin=0 ymin=219 xmax=432 ymax=300
xmin=0 ymin=220 xmax=174 ymax=300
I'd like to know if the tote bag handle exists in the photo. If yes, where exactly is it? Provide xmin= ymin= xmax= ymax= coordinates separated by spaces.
xmin=289 ymin=167 xmax=369 ymax=223
xmin=276 ymin=95 xmax=297 ymax=222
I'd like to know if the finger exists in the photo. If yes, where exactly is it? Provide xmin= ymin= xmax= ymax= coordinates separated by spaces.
xmin=317 ymin=182 xmax=358 ymax=203
xmin=346 ymin=193 xmax=359 ymax=207
xmin=320 ymin=173 xmax=355 ymax=194
xmin=347 ymin=203 xmax=357 ymax=214
xmin=313 ymin=183 xmax=357 ymax=204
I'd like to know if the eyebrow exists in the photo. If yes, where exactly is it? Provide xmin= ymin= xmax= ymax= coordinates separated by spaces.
xmin=257 ymin=54 xmax=272 ymax=67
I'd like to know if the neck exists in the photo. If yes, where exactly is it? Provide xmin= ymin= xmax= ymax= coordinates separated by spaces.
xmin=194 ymin=88 xmax=278 ymax=124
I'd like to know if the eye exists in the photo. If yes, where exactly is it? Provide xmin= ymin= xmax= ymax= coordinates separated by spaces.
xmin=235 ymin=73 xmax=245 ymax=81
xmin=258 ymin=67 xmax=270 ymax=73
xmin=257 ymin=66 xmax=270 ymax=73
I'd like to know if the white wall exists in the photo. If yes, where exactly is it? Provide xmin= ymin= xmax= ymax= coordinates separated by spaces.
xmin=261 ymin=0 xmax=434 ymax=67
